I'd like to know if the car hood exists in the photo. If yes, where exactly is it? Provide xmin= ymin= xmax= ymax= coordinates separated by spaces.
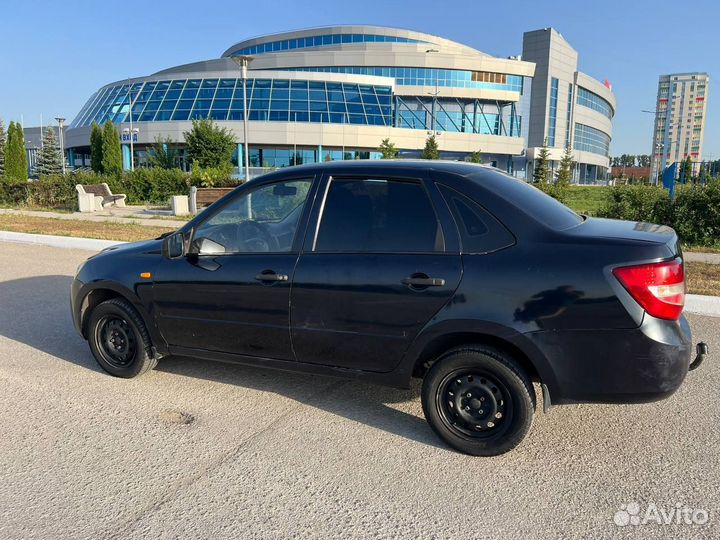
xmin=97 ymin=238 xmax=163 ymax=257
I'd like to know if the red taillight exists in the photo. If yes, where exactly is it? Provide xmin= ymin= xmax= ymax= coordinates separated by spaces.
xmin=612 ymin=259 xmax=685 ymax=320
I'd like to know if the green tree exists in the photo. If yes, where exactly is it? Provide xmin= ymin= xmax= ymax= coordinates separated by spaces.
xmin=555 ymin=145 xmax=574 ymax=188
xmin=35 ymin=126 xmax=63 ymax=176
xmin=532 ymin=140 xmax=551 ymax=184
xmin=0 ymin=118 xmax=6 ymax=178
xmin=90 ymin=122 xmax=104 ymax=173
xmin=421 ymin=135 xmax=440 ymax=160
xmin=5 ymin=121 xmax=28 ymax=181
xmin=679 ymin=156 xmax=693 ymax=183
xmin=148 ymin=135 xmax=180 ymax=169
xmin=377 ymin=138 xmax=399 ymax=159
xmin=184 ymin=119 xmax=235 ymax=169
xmin=101 ymin=121 xmax=123 ymax=176
xmin=467 ymin=149 xmax=482 ymax=164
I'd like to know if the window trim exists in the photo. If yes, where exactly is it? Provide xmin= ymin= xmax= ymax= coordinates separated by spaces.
xmin=309 ymin=174 xmax=449 ymax=255
xmin=188 ymin=176 xmax=316 ymax=256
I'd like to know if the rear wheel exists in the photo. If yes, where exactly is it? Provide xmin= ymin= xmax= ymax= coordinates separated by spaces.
xmin=421 ymin=346 xmax=535 ymax=456
xmin=87 ymin=298 xmax=157 ymax=378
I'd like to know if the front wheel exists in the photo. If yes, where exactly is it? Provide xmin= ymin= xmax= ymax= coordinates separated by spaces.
xmin=87 ymin=298 xmax=157 ymax=378
xmin=421 ymin=346 xmax=535 ymax=456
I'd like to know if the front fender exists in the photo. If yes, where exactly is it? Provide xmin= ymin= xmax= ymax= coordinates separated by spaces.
xmin=72 ymin=279 xmax=168 ymax=355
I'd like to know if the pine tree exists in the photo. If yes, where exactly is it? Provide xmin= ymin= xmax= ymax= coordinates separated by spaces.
xmin=148 ymin=135 xmax=179 ymax=169
xmin=679 ymin=155 xmax=693 ymax=183
xmin=35 ymin=126 xmax=64 ymax=176
xmin=422 ymin=135 xmax=440 ymax=160
xmin=378 ymin=138 xmax=399 ymax=159
xmin=5 ymin=121 xmax=28 ymax=181
xmin=533 ymin=140 xmax=551 ymax=184
xmin=0 ymin=118 xmax=7 ymax=177
xmin=101 ymin=120 xmax=123 ymax=176
xmin=555 ymin=145 xmax=574 ymax=188
xmin=467 ymin=149 xmax=482 ymax=164
xmin=90 ymin=122 xmax=104 ymax=173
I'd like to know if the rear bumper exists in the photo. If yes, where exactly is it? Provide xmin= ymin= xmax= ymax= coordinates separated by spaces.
xmin=528 ymin=314 xmax=693 ymax=405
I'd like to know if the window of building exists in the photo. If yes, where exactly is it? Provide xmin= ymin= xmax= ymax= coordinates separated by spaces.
xmin=315 ymin=179 xmax=442 ymax=253
xmin=576 ymin=87 xmax=614 ymax=119
xmin=547 ymin=78 xmax=559 ymax=147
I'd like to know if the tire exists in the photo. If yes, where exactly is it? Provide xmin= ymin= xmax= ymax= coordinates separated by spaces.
xmin=421 ymin=345 xmax=535 ymax=456
xmin=87 ymin=298 xmax=157 ymax=378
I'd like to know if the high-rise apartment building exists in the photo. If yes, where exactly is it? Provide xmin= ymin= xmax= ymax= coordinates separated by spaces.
xmin=651 ymin=72 xmax=709 ymax=180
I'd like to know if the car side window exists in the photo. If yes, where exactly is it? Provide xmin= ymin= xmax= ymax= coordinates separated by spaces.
xmin=192 ymin=179 xmax=312 ymax=254
xmin=314 ymin=178 xmax=443 ymax=253
xmin=438 ymin=184 xmax=515 ymax=254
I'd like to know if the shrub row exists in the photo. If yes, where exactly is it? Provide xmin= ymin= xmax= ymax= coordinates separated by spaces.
xmin=597 ymin=182 xmax=720 ymax=247
xmin=0 ymin=167 xmax=241 ymax=210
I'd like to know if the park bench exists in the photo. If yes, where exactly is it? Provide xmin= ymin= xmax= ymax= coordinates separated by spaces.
xmin=76 ymin=183 xmax=127 ymax=212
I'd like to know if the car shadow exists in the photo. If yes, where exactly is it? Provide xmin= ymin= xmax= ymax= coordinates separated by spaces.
xmin=0 ymin=275 xmax=443 ymax=450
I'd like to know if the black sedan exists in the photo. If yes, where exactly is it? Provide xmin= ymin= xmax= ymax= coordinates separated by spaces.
xmin=71 ymin=161 xmax=704 ymax=455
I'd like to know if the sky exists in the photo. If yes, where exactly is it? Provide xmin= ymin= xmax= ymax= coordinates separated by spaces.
xmin=0 ymin=0 xmax=717 ymax=158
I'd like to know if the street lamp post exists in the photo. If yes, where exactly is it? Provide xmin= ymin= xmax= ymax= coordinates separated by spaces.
xmin=231 ymin=55 xmax=253 ymax=181
xmin=425 ymin=49 xmax=440 ymax=132
xmin=55 ymin=117 xmax=66 ymax=174
xmin=122 ymin=127 xmax=139 ymax=170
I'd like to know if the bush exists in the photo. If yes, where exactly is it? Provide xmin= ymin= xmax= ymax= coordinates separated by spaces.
xmin=596 ymin=181 xmax=720 ymax=247
xmin=0 ymin=166 xmax=243 ymax=210
xmin=598 ymin=184 xmax=673 ymax=225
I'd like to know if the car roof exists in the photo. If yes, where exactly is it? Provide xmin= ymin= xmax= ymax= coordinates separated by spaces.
xmin=278 ymin=159 xmax=496 ymax=176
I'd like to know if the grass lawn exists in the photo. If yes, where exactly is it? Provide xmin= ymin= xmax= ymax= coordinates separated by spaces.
xmin=564 ymin=186 xmax=611 ymax=215
xmin=686 ymin=262 xmax=720 ymax=297
xmin=0 ymin=214 xmax=175 ymax=243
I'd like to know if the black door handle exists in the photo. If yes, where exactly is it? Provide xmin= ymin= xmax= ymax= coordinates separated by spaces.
xmin=402 ymin=276 xmax=445 ymax=287
xmin=255 ymin=271 xmax=289 ymax=282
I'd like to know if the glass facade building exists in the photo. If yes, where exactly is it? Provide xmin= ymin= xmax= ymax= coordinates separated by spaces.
xmin=64 ymin=25 xmax=613 ymax=182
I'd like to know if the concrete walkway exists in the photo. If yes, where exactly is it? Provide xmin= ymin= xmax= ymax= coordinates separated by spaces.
xmin=0 ymin=208 xmax=188 ymax=229
xmin=685 ymin=251 xmax=720 ymax=264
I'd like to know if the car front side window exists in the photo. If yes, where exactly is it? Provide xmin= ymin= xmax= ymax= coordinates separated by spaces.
xmin=192 ymin=179 xmax=312 ymax=255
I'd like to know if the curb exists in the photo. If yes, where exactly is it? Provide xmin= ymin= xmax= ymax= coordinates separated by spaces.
xmin=1 ymin=230 xmax=719 ymax=318
xmin=0 ymin=230 xmax=125 ymax=252
xmin=685 ymin=294 xmax=720 ymax=318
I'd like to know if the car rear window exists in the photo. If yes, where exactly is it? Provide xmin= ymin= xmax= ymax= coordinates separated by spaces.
xmin=469 ymin=171 xmax=583 ymax=231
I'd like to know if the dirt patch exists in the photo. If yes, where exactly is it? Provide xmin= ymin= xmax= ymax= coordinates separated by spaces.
xmin=158 ymin=409 xmax=196 ymax=426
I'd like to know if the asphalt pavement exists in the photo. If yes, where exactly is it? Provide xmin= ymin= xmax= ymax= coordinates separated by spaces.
xmin=0 ymin=241 xmax=718 ymax=540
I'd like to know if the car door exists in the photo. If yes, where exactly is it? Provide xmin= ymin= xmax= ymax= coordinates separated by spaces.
xmin=290 ymin=171 xmax=462 ymax=373
xmin=152 ymin=176 xmax=316 ymax=360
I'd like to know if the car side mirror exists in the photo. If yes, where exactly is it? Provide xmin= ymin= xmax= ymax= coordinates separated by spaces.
xmin=163 ymin=231 xmax=186 ymax=259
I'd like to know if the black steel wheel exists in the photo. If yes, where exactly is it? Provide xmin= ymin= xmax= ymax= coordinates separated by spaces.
xmin=436 ymin=370 xmax=513 ymax=439
xmin=87 ymin=298 xmax=157 ymax=378
xmin=95 ymin=316 xmax=137 ymax=367
xmin=422 ymin=346 xmax=535 ymax=456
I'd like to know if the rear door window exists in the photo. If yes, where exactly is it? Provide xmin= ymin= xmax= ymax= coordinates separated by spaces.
xmin=438 ymin=185 xmax=515 ymax=254
xmin=315 ymin=178 xmax=443 ymax=252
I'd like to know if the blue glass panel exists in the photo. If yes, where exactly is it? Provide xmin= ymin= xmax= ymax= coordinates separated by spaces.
xmin=175 ymin=99 xmax=195 ymax=110
xmin=269 ymin=111 xmax=289 ymax=121
xmin=155 ymin=111 xmax=173 ymax=121
xmin=209 ymin=110 xmax=228 ymax=120
xmin=228 ymin=111 xmax=244 ymax=120
xmin=171 ymin=109 xmax=190 ymax=121
xmin=309 ymin=101 xmax=328 ymax=111
xmin=159 ymin=100 xmax=176 ymax=111
xmin=290 ymin=100 xmax=309 ymax=111
xmin=250 ymin=99 xmax=270 ymax=109
xmin=190 ymin=110 xmax=210 ymax=119
xmin=194 ymin=99 xmax=213 ymax=109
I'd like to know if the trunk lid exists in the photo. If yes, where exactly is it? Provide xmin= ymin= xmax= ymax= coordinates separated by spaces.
xmin=566 ymin=217 xmax=680 ymax=257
